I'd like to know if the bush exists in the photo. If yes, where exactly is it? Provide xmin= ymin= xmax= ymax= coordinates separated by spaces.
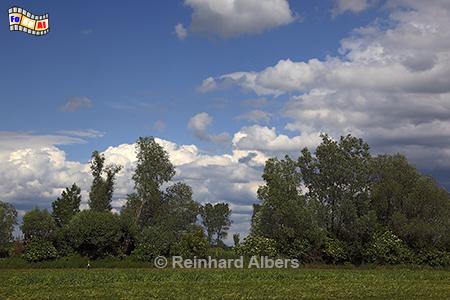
xmin=131 ymin=243 xmax=161 ymax=262
xmin=23 ymin=240 xmax=58 ymax=262
xmin=171 ymin=227 xmax=209 ymax=258
xmin=235 ymin=236 xmax=278 ymax=257
xmin=416 ymin=248 xmax=450 ymax=267
xmin=365 ymin=230 xmax=413 ymax=264
xmin=323 ymin=237 xmax=348 ymax=264
xmin=67 ymin=210 xmax=122 ymax=258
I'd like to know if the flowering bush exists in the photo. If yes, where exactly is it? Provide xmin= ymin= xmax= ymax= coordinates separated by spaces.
xmin=235 ymin=236 xmax=278 ymax=257
xmin=365 ymin=230 xmax=413 ymax=264
xmin=23 ymin=240 xmax=58 ymax=262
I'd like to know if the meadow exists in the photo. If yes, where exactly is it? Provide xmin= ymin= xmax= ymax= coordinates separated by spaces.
xmin=0 ymin=266 xmax=449 ymax=299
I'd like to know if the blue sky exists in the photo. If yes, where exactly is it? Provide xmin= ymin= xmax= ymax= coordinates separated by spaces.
xmin=2 ymin=0 xmax=450 ymax=239
xmin=1 ymin=0 xmax=380 ymax=160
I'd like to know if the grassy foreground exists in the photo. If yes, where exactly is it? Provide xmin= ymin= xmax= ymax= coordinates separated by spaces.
xmin=0 ymin=267 xmax=449 ymax=299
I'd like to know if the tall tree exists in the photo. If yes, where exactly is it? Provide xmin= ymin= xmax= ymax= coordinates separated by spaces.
xmin=127 ymin=137 xmax=175 ymax=226
xmin=0 ymin=201 xmax=17 ymax=254
xmin=160 ymin=182 xmax=199 ymax=232
xmin=88 ymin=151 xmax=122 ymax=211
xmin=21 ymin=208 xmax=56 ymax=242
xmin=52 ymin=184 xmax=81 ymax=227
xmin=370 ymin=154 xmax=450 ymax=250
xmin=200 ymin=203 xmax=231 ymax=246
xmin=298 ymin=134 xmax=372 ymax=242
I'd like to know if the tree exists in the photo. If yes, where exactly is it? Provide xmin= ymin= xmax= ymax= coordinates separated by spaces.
xmin=0 ymin=201 xmax=17 ymax=256
xmin=370 ymin=154 xmax=450 ymax=250
xmin=253 ymin=155 xmax=322 ymax=255
xmin=88 ymin=151 xmax=122 ymax=212
xmin=67 ymin=210 xmax=122 ymax=258
xmin=21 ymin=208 xmax=56 ymax=242
xmin=160 ymin=182 xmax=199 ymax=232
xmin=200 ymin=203 xmax=231 ymax=246
xmin=52 ymin=184 xmax=81 ymax=227
xmin=126 ymin=137 xmax=175 ymax=227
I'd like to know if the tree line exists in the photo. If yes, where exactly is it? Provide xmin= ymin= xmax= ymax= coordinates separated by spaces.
xmin=0 ymin=137 xmax=232 ymax=262
xmin=1 ymin=134 xmax=449 ymax=266
xmin=248 ymin=134 xmax=450 ymax=266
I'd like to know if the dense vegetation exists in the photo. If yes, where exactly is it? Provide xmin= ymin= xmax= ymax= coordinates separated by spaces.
xmin=250 ymin=134 xmax=450 ymax=266
xmin=0 ymin=134 xmax=449 ymax=266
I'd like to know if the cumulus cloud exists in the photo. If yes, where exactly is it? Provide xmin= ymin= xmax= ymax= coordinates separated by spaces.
xmin=188 ymin=112 xmax=230 ymax=143
xmin=233 ymin=125 xmax=320 ymax=154
xmin=174 ymin=23 xmax=188 ymax=40
xmin=235 ymin=110 xmax=272 ymax=124
xmin=182 ymin=0 xmax=295 ymax=38
xmin=332 ymin=0 xmax=375 ymax=17
xmin=60 ymin=96 xmax=92 ymax=112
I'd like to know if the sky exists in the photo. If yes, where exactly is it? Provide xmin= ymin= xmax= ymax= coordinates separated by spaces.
xmin=1 ymin=0 xmax=450 ymax=241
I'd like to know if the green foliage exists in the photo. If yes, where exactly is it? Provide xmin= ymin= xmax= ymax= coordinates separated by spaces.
xmin=130 ymin=137 xmax=175 ymax=227
xmin=365 ymin=230 xmax=413 ymax=264
xmin=21 ymin=208 xmax=56 ymax=242
xmin=132 ymin=225 xmax=176 ymax=261
xmin=23 ymin=240 xmax=57 ymax=262
xmin=52 ymin=184 xmax=81 ymax=227
xmin=416 ymin=248 xmax=450 ymax=267
xmin=67 ymin=210 xmax=122 ymax=258
xmin=323 ymin=237 xmax=348 ymax=264
xmin=200 ymin=202 xmax=231 ymax=245
xmin=0 ymin=201 xmax=17 ymax=257
xmin=88 ymin=151 xmax=122 ymax=212
xmin=233 ymin=233 xmax=240 ymax=247
xmin=171 ymin=226 xmax=209 ymax=258
xmin=235 ymin=235 xmax=278 ymax=257
xmin=370 ymin=154 xmax=450 ymax=251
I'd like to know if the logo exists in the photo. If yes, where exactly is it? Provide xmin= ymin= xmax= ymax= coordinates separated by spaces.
xmin=8 ymin=6 xmax=49 ymax=36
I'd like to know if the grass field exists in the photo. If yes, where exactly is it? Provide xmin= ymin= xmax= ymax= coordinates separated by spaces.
xmin=0 ymin=267 xmax=449 ymax=299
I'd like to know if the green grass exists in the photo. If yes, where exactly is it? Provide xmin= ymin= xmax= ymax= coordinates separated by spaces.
xmin=0 ymin=267 xmax=449 ymax=299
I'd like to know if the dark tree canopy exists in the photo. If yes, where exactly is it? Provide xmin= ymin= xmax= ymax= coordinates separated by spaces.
xmin=21 ymin=208 xmax=56 ymax=242
xmin=200 ymin=203 xmax=232 ymax=246
xmin=251 ymin=134 xmax=450 ymax=263
xmin=0 ymin=201 xmax=17 ymax=248
xmin=88 ymin=151 xmax=122 ymax=212
xmin=127 ymin=137 xmax=176 ymax=227
xmin=52 ymin=184 xmax=81 ymax=227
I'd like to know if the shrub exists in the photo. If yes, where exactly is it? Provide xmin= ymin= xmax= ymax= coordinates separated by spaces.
xmin=67 ymin=210 xmax=122 ymax=258
xmin=323 ymin=237 xmax=348 ymax=264
xmin=23 ymin=240 xmax=58 ymax=262
xmin=131 ymin=243 xmax=161 ymax=262
xmin=416 ymin=248 xmax=450 ymax=267
xmin=171 ymin=227 xmax=209 ymax=258
xmin=235 ymin=236 xmax=278 ymax=257
xmin=365 ymin=230 xmax=413 ymax=264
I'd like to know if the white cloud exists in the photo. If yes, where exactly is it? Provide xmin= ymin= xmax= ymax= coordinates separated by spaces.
xmin=232 ymin=125 xmax=321 ymax=153
xmin=174 ymin=23 xmax=188 ymax=40
xmin=235 ymin=110 xmax=272 ymax=124
xmin=57 ymin=129 xmax=105 ymax=139
xmin=60 ymin=96 xmax=92 ymax=112
xmin=182 ymin=0 xmax=295 ymax=38
xmin=188 ymin=112 xmax=230 ymax=143
xmin=332 ymin=0 xmax=375 ymax=17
